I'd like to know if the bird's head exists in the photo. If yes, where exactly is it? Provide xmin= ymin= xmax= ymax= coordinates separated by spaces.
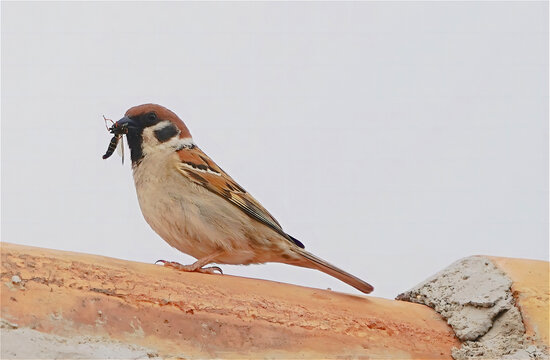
xmin=109 ymin=104 xmax=194 ymax=165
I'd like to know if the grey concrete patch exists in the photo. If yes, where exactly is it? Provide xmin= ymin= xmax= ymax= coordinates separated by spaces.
xmin=0 ymin=323 xmax=161 ymax=359
xmin=396 ymin=256 xmax=548 ymax=360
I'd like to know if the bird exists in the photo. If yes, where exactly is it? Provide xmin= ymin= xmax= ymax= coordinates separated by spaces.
xmin=103 ymin=103 xmax=373 ymax=294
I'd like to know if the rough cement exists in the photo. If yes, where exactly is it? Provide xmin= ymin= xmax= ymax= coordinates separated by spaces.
xmin=397 ymin=256 xmax=548 ymax=360
xmin=1 ymin=321 xmax=161 ymax=359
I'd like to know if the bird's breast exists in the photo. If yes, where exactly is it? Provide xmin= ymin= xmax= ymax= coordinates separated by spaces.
xmin=131 ymin=152 xmax=281 ymax=262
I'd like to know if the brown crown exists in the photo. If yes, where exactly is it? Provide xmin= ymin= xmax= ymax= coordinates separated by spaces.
xmin=125 ymin=103 xmax=192 ymax=138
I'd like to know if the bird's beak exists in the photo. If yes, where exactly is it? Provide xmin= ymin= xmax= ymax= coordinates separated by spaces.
xmin=116 ymin=116 xmax=137 ymax=129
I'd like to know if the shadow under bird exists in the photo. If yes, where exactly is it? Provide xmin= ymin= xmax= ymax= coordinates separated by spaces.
xmin=102 ymin=104 xmax=373 ymax=294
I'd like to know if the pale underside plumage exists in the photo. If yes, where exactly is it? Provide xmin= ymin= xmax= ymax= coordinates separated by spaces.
xmin=134 ymin=129 xmax=295 ymax=265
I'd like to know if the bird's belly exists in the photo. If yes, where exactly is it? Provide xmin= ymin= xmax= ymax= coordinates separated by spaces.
xmin=133 ymin=164 xmax=278 ymax=264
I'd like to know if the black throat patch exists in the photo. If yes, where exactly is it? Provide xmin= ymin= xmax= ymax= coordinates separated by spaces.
xmin=125 ymin=128 xmax=144 ymax=165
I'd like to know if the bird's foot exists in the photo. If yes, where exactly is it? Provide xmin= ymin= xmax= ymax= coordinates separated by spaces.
xmin=155 ymin=260 xmax=223 ymax=274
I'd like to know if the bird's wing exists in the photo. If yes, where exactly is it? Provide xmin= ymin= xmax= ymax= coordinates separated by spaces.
xmin=175 ymin=145 xmax=304 ymax=248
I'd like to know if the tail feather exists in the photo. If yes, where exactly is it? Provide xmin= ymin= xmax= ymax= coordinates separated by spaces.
xmin=292 ymin=248 xmax=374 ymax=294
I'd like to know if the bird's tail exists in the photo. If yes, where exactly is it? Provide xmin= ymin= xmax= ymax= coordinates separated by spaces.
xmin=290 ymin=247 xmax=374 ymax=294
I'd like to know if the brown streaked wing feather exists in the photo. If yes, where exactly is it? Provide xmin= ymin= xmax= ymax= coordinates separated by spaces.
xmin=175 ymin=146 xmax=292 ymax=241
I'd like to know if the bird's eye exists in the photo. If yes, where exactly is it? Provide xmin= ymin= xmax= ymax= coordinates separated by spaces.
xmin=148 ymin=112 xmax=157 ymax=121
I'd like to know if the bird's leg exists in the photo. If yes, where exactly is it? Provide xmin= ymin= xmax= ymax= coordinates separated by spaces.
xmin=156 ymin=251 xmax=225 ymax=274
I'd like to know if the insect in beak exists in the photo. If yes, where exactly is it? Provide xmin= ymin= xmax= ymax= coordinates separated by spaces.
xmin=102 ymin=115 xmax=129 ymax=164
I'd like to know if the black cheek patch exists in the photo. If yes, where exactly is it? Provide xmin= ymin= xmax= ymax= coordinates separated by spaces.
xmin=154 ymin=124 xmax=179 ymax=143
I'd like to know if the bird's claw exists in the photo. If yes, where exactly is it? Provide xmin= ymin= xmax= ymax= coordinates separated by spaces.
xmin=155 ymin=260 xmax=223 ymax=274
xmin=202 ymin=266 xmax=223 ymax=274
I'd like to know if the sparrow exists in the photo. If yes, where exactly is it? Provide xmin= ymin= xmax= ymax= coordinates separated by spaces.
xmin=103 ymin=104 xmax=373 ymax=294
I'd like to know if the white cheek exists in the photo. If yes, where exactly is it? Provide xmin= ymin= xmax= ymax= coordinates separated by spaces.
xmin=141 ymin=122 xmax=195 ymax=156
xmin=141 ymin=127 xmax=161 ymax=155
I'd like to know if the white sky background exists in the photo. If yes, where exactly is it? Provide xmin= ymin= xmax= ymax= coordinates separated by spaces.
xmin=1 ymin=2 xmax=548 ymax=299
